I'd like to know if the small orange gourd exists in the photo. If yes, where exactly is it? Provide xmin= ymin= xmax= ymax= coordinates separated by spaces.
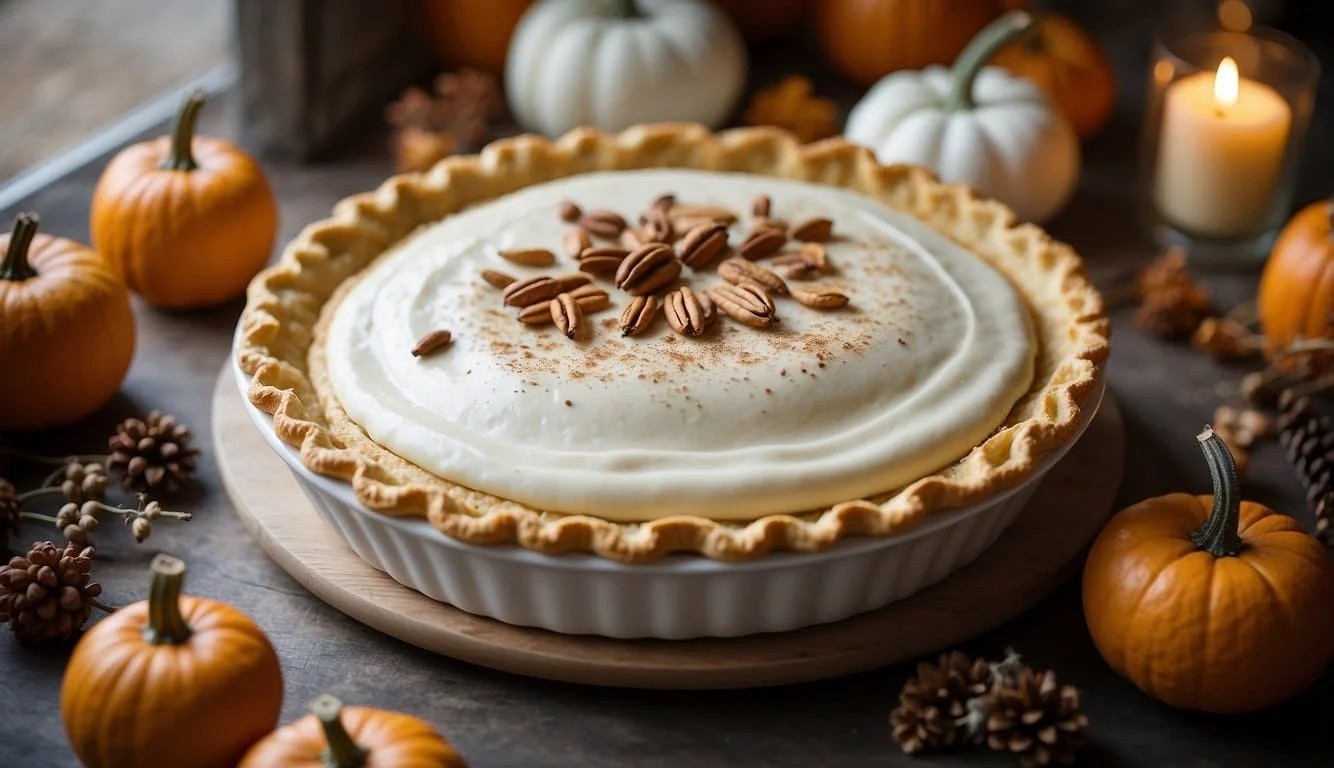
xmin=1083 ymin=428 xmax=1334 ymax=713
xmin=990 ymin=13 xmax=1115 ymax=139
xmin=239 ymin=694 xmax=468 ymax=768
xmin=1258 ymin=196 xmax=1334 ymax=367
xmin=91 ymin=91 xmax=278 ymax=310
xmin=0 ymin=213 xmax=135 ymax=430
xmin=62 ymin=555 xmax=283 ymax=768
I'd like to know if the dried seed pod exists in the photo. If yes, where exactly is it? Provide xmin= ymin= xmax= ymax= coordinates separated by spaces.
xmin=620 ymin=294 xmax=660 ymax=337
xmin=502 ymin=275 xmax=563 ymax=307
xmin=708 ymin=283 xmax=776 ymax=327
xmin=676 ymin=222 xmax=729 ymax=270
xmin=558 ymin=199 xmax=581 ymax=222
xmin=579 ymin=209 xmax=628 ymax=238
xmin=717 ymin=257 xmax=788 ymax=295
xmin=411 ymin=329 xmax=453 ymax=357
xmin=792 ymin=285 xmax=850 ymax=309
xmin=498 ymin=248 xmax=556 ymax=267
xmin=615 ymin=244 xmax=682 ymax=296
xmin=737 ymin=228 xmax=787 ymax=260
xmin=790 ymin=216 xmax=834 ymax=243
xmin=563 ymin=227 xmax=592 ymax=259
xmin=751 ymin=194 xmax=771 ymax=219
xmin=577 ymin=246 xmax=629 ymax=277
xmin=665 ymin=286 xmax=712 ymax=337
xmin=480 ymin=269 xmax=517 ymax=289
xmin=550 ymin=292 xmax=584 ymax=339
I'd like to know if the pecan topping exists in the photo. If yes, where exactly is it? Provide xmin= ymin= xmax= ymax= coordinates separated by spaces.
xmin=772 ymin=243 xmax=829 ymax=279
xmin=502 ymin=275 xmax=563 ymax=307
xmin=550 ymin=292 xmax=584 ymax=339
xmin=737 ymin=228 xmax=787 ymax=260
xmin=751 ymin=194 xmax=771 ymax=219
xmin=563 ymin=227 xmax=592 ymax=259
xmin=517 ymin=285 xmax=609 ymax=324
xmin=480 ymin=269 xmax=516 ymax=289
xmin=498 ymin=248 xmax=556 ymax=267
xmin=792 ymin=285 xmax=850 ymax=309
xmin=558 ymin=199 xmax=581 ymax=223
xmin=717 ymin=257 xmax=788 ymax=295
xmin=620 ymin=294 xmax=660 ymax=337
xmin=579 ymin=209 xmax=627 ymax=238
xmin=577 ymin=246 xmax=629 ymax=277
xmin=620 ymin=228 xmax=646 ymax=250
xmin=649 ymin=193 xmax=676 ymax=213
xmin=411 ymin=329 xmax=452 ymax=357
xmin=676 ymin=222 xmax=729 ymax=270
xmin=708 ymin=283 xmax=776 ymax=327
xmin=640 ymin=211 xmax=673 ymax=243
xmin=615 ymin=243 xmax=682 ymax=296
xmin=664 ymin=286 xmax=713 ymax=337
xmin=668 ymin=203 xmax=738 ymax=232
xmin=553 ymin=273 xmax=592 ymax=293
xmin=790 ymin=216 xmax=833 ymax=243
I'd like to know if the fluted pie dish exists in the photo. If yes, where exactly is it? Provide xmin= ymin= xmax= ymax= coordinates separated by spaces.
xmin=238 ymin=124 xmax=1106 ymax=570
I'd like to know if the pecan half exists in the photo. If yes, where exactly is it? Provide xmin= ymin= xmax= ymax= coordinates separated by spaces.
xmin=558 ymin=199 xmax=581 ymax=223
xmin=676 ymin=222 xmax=729 ymax=270
xmin=664 ymin=286 xmax=713 ymax=337
xmin=551 ymin=292 xmax=584 ymax=339
xmin=649 ymin=193 xmax=676 ymax=213
xmin=620 ymin=294 xmax=660 ymax=337
xmin=518 ymin=285 xmax=609 ymax=324
xmin=411 ymin=329 xmax=452 ymax=357
xmin=640 ymin=211 xmax=673 ymax=243
xmin=503 ymin=275 xmax=563 ymax=307
xmin=577 ymin=246 xmax=629 ymax=277
xmin=579 ymin=209 xmax=628 ymax=238
xmin=480 ymin=269 xmax=516 ymax=289
xmin=790 ymin=217 xmax=834 ymax=243
xmin=751 ymin=194 xmax=771 ymax=219
xmin=737 ymin=228 xmax=787 ymax=260
xmin=620 ymin=228 xmax=647 ymax=250
xmin=707 ymin=283 xmax=776 ymax=327
xmin=668 ymin=203 xmax=738 ymax=232
xmin=717 ymin=257 xmax=788 ymax=295
xmin=563 ymin=227 xmax=592 ymax=258
xmin=498 ymin=248 xmax=556 ymax=267
xmin=615 ymin=243 xmax=682 ymax=296
xmin=792 ymin=285 xmax=850 ymax=309
xmin=553 ymin=273 xmax=592 ymax=293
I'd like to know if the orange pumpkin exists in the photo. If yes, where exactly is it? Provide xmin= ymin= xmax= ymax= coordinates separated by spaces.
xmin=418 ymin=0 xmax=535 ymax=73
xmin=62 ymin=555 xmax=283 ymax=767
xmin=239 ymin=694 xmax=468 ymax=768
xmin=0 ymin=213 xmax=135 ymax=430
xmin=990 ymin=13 xmax=1115 ymax=139
xmin=1258 ymin=197 xmax=1334 ymax=365
xmin=815 ymin=0 xmax=1025 ymax=85
xmin=91 ymin=91 xmax=278 ymax=310
xmin=709 ymin=0 xmax=809 ymax=42
xmin=1083 ymin=428 xmax=1334 ymax=713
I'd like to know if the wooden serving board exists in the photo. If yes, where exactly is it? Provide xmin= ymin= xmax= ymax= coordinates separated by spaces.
xmin=214 ymin=369 xmax=1124 ymax=689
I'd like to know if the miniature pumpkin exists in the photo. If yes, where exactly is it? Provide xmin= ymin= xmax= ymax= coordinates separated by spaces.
xmin=91 ymin=91 xmax=278 ymax=310
xmin=990 ymin=12 xmax=1115 ymax=140
xmin=815 ymin=0 xmax=1022 ymax=85
xmin=62 ymin=555 xmax=283 ymax=767
xmin=418 ymin=0 xmax=535 ymax=73
xmin=0 ymin=213 xmax=135 ymax=430
xmin=709 ymin=0 xmax=808 ymax=42
xmin=845 ymin=11 xmax=1079 ymax=223
xmin=1257 ymin=196 xmax=1334 ymax=366
xmin=239 ymin=694 xmax=468 ymax=768
xmin=505 ymin=0 xmax=746 ymax=137
xmin=1083 ymin=428 xmax=1334 ymax=713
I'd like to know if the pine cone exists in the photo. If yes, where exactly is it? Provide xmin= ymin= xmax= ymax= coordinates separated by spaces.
xmin=107 ymin=411 xmax=200 ymax=496
xmin=890 ymin=651 xmax=993 ymax=754
xmin=1277 ymin=391 xmax=1334 ymax=543
xmin=0 ymin=541 xmax=100 ymax=644
xmin=978 ymin=668 xmax=1088 ymax=768
xmin=0 ymin=479 xmax=19 ymax=550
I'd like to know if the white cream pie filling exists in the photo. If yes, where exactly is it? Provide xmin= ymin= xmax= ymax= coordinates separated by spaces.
xmin=324 ymin=169 xmax=1035 ymax=521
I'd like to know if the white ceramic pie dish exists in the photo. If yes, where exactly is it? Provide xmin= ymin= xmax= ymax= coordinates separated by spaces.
xmin=232 ymin=356 xmax=1103 ymax=640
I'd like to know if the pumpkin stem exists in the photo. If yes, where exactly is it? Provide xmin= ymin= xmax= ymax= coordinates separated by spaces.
xmin=311 ymin=695 xmax=369 ymax=768
xmin=142 ymin=554 xmax=193 ymax=645
xmin=0 ymin=213 xmax=40 ymax=281
xmin=945 ymin=11 xmax=1035 ymax=112
xmin=1190 ymin=426 xmax=1247 ymax=557
xmin=602 ymin=0 xmax=642 ymax=19
xmin=160 ymin=91 xmax=205 ymax=172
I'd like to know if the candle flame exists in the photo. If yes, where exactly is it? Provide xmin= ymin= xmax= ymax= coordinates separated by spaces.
xmin=1215 ymin=57 xmax=1239 ymax=107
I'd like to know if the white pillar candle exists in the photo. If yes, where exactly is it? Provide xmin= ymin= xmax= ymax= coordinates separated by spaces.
xmin=1154 ymin=56 xmax=1291 ymax=238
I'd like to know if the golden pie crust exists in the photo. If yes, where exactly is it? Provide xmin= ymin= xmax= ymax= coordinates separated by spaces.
xmin=237 ymin=124 xmax=1109 ymax=563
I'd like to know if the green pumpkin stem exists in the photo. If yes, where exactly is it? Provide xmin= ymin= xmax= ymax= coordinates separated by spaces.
xmin=1 ymin=213 xmax=40 ymax=281
xmin=142 ymin=554 xmax=193 ymax=645
xmin=603 ymin=0 xmax=642 ymax=19
xmin=161 ymin=91 xmax=206 ymax=172
xmin=1189 ymin=426 xmax=1246 ymax=557
xmin=312 ymin=695 xmax=369 ymax=768
xmin=945 ymin=11 xmax=1035 ymax=112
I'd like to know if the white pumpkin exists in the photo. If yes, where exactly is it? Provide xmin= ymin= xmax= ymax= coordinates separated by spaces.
xmin=505 ymin=0 xmax=746 ymax=137
xmin=845 ymin=12 xmax=1080 ymax=224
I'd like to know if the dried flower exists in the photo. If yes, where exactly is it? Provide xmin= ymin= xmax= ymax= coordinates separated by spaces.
xmin=1191 ymin=317 xmax=1262 ymax=361
xmin=1134 ymin=248 xmax=1213 ymax=340
xmin=744 ymin=76 xmax=838 ymax=143
xmin=385 ymin=69 xmax=502 ymax=172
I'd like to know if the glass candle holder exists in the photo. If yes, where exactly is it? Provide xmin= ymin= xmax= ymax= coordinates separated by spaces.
xmin=1140 ymin=25 xmax=1318 ymax=270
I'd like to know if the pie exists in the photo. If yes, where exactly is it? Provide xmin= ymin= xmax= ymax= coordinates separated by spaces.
xmin=237 ymin=124 xmax=1109 ymax=563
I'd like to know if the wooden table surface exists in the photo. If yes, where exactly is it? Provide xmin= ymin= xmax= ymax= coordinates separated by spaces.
xmin=3 ymin=19 xmax=1334 ymax=768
